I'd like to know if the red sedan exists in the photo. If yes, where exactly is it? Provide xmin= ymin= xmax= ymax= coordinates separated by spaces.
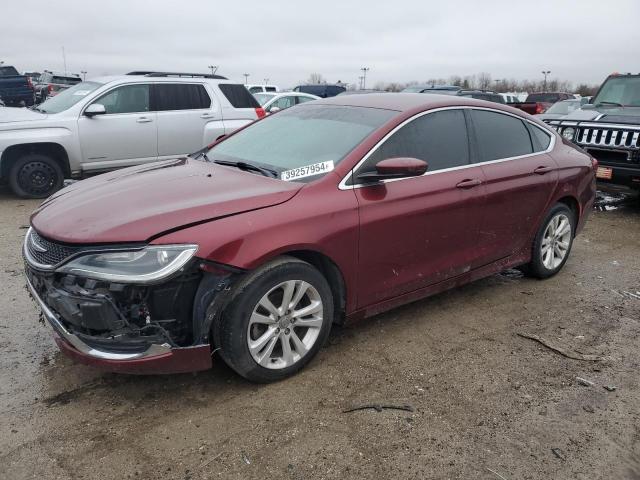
xmin=24 ymin=94 xmax=596 ymax=382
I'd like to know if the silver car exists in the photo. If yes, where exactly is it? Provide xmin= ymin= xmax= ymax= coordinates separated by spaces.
xmin=0 ymin=72 xmax=264 ymax=198
xmin=253 ymin=92 xmax=320 ymax=114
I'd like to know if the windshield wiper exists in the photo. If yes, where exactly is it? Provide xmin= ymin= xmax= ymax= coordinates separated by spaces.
xmin=190 ymin=150 xmax=278 ymax=178
xmin=213 ymin=159 xmax=278 ymax=178
xmin=30 ymin=106 xmax=46 ymax=113
xmin=594 ymin=101 xmax=624 ymax=108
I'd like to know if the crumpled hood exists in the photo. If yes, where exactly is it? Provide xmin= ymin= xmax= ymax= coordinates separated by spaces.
xmin=0 ymin=107 xmax=48 ymax=124
xmin=31 ymin=158 xmax=302 ymax=244
xmin=558 ymin=106 xmax=640 ymax=124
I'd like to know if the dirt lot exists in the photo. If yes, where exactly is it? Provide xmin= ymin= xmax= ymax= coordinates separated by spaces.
xmin=0 ymin=187 xmax=638 ymax=480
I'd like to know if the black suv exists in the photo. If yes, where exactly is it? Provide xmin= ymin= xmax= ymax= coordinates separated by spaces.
xmin=457 ymin=90 xmax=505 ymax=104
xmin=293 ymin=84 xmax=346 ymax=98
xmin=547 ymin=73 xmax=640 ymax=192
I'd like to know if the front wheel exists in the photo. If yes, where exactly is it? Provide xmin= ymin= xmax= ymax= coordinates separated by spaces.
xmin=524 ymin=203 xmax=576 ymax=279
xmin=216 ymin=257 xmax=333 ymax=383
xmin=8 ymin=153 xmax=64 ymax=199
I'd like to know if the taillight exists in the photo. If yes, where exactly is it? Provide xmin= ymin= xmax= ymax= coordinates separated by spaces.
xmin=48 ymin=84 xmax=53 ymax=93
xmin=255 ymin=107 xmax=266 ymax=119
xmin=27 ymin=77 xmax=33 ymax=90
xmin=535 ymin=103 xmax=546 ymax=114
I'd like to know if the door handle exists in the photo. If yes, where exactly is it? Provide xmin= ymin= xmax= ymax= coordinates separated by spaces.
xmin=200 ymin=113 xmax=215 ymax=119
xmin=456 ymin=178 xmax=482 ymax=189
xmin=534 ymin=166 xmax=553 ymax=174
xmin=137 ymin=117 xmax=153 ymax=123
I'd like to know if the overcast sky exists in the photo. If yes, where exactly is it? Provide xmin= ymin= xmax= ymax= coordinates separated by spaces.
xmin=3 ymin=0 xmax=639 ymax=88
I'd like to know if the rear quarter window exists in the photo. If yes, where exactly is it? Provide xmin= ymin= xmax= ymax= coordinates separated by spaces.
xmin=527 ymin=123 xmax=552 ymax=152
xmin=470 ymin=110 xmax=533 ymax=162
xmin=218 ymin=84 xmax=260 ymax=108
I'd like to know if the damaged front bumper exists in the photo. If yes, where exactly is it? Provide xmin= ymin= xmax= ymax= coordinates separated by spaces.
xmin=23 ymin=228 xmax=243 ymax=375
xmin=26 ymin=272 xmax=213 ymax=374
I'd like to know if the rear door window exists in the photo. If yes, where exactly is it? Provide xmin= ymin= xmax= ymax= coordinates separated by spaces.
xmin=355 ymin=109 xmax=470 ymax=179
xmin=470 ymin=110 xmax=533 ymax=162
xmin=217 ymin=84 xmax=260 ymax=108
xmin=153 ymin=83 xmax=211 ymax=111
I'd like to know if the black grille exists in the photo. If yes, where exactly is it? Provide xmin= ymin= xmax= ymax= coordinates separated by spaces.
xmin=26 ymin=229 xmax=85 ymax=267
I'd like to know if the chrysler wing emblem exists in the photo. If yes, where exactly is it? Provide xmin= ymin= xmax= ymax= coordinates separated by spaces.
xmin=30 ymin=232 xmax=48 ymax=253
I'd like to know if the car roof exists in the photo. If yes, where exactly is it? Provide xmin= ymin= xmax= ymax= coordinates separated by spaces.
xmin=312 ymin=92 xmax=507 ymax=112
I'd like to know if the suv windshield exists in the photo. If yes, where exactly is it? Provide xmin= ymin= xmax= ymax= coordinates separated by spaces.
xmin=207 ymin=105 xmax=394 ymax=182
xmin=52 ymin=76 xmax=81 ymax=85
xmin=592 ymin=76 xmax=640 ymax=107
xmin=35 ymin=81 xmax=103 ymax=114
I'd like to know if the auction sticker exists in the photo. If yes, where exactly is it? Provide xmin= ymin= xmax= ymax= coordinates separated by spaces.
xmin=281 ymin=161 xmax=334 ymax=181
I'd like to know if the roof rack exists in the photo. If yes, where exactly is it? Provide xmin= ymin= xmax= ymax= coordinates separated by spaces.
xmin=126 ymin=71 xmax=228 ymax=80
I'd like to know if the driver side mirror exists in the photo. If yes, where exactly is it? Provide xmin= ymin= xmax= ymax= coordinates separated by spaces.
xmin=268 ymin=106 xmax=281 ymax=114
xmin=84 ymin=103 xmax=106 ymax=117
xmin=356 ymin=157 xmax=428 ymax=183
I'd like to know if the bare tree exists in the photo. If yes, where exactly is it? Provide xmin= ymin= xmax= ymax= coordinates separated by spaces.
xmin=306 ymin=73 xmax=326 ymax=84
xmin=477 ymin=72 xmax=492 ymax=90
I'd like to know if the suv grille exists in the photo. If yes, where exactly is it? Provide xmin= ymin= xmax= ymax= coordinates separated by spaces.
xmin=26 ymin=229 xmax=85 ymax=268
xmin=577 ymin=127 xmax=640 ymax=150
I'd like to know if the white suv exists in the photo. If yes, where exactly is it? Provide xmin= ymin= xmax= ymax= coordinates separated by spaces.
xmin=0 ymin=72 xmax=265 ymax=198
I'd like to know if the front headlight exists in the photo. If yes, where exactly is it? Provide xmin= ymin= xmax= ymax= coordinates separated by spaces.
xmin=561 ymin=127 xmax=576 ymax=140
xmin=56 ymin=244 xmax=198 ymax=284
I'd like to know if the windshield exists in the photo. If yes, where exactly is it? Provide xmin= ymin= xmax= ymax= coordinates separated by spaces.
xmin=254 ymin=93 xmax=276 ymax=106
xmin=526 ymin=93 xmax=564 ymax=103
xmin=402 ymin=86 xmax=425 ymax=93
xmin=35 ymin=81 xmax=103 ymax=114
xmin=545 ymin=100 xmax=582 ymax=115
xmin=52 ymin=76 xmax=81 ymax=85
xmin=207 ymin=105 xmax=395 ymax=182
xmin=592 ymin=76 xmax=640 ymax=106
xmin=0 ymin=66 xmax=19 ymax=76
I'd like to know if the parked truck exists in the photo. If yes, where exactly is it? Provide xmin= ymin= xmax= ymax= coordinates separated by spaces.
xmin=546 ymin=73 xmax=640 ymax=192
xmin=510 ymin=92 xmax=574 ymax=115
xmin=0 ymin=66 xmax=34 ymax=106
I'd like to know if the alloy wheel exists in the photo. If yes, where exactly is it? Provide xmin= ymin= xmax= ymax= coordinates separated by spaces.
xmin=540 ymin=213 xmax=571 ymax=270
xmin=247 ymin=280 xmax=324 ymax=370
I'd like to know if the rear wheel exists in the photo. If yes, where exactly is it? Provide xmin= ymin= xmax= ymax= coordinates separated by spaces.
xmin=8 ymin=153 xmax=64 ymax=199
xmin=524 ymin=203 xmax=575 ymax=278
xmin=217 ymin=257 xmax=333 ymax=383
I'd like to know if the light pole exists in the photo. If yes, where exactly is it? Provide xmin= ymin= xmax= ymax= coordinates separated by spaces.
xmin=81 ymin=70 xmax=87 ymax=81
xmin=360 ymin=67 xmax=369 ymax=90
xmin=358 ymin=76 xmax=364 ymax=89
xmin=208 ymin=65 xmax=218 ymax=76
xmin=243 ymin=73 xmax=249 ymax=85
xmin=541 ymin=70 xmax=551 ymax=91
xmin=363 ymin=67 xmax=370 ymax=89
xmin=263 ymin=78 xmax=269 ymax=85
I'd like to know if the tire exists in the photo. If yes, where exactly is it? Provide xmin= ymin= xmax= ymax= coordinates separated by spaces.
xmin=8 ymin=153 xmax=64 ymax=199
xmin=524 ymin=203 xmax=576 ymax=279
xmin=217 ymin=256 xmax=333 ymax=383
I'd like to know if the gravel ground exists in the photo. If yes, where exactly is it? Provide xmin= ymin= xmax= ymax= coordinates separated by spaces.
xmin=0 ymin=186 xmax=638 ymax=480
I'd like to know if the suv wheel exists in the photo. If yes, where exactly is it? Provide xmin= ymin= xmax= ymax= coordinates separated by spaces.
xmin=524 ymin=203 xmax=576 ymax=279
xmin=9 ymin=153 xmax=64 ymax=199
xmin=217 ymin=257 xmax=333 ymax=383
